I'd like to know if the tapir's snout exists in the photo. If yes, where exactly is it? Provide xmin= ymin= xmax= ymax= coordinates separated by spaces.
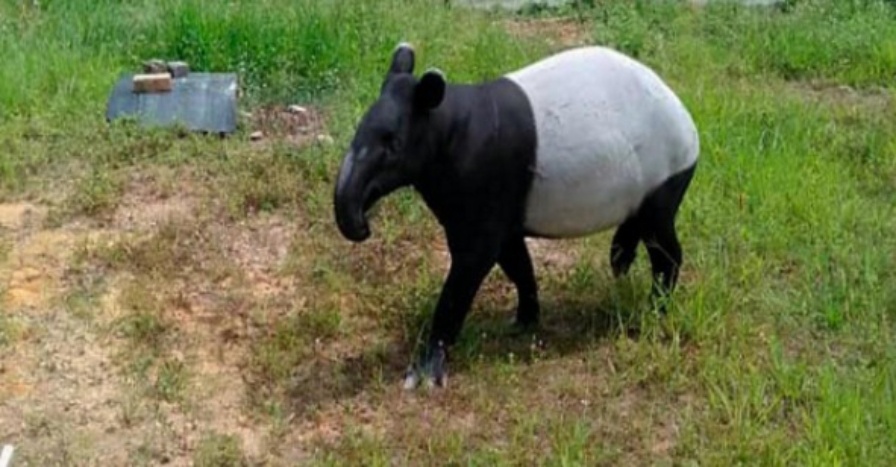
xmin=334 ymin=148 xmax=374 ymax=243
xmin=334 ymin=149 xmax=367 ymax=242
xmin=338 ymin=216 xmax=371 ymax=243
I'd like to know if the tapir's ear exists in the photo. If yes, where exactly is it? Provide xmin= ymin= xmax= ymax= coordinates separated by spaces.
xmin=414 ymin=69 xmax=446 ymax=111
xmin=388 ymin=42 xmax=415 ymax=75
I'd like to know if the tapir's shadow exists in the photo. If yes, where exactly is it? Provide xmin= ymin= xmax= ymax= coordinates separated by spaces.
xmin=447 ymin=291 xmax=650 ymax=371
xmin=284 ymin=281 xmax=655 ymax=416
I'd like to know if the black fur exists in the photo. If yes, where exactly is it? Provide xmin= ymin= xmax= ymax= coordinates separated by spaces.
xmin=411 ymin=77 xmax=539 ymax=350
xmin=334 ymin=45 xmax=695 ymax=388
xmin=611 ymin=164 xmax=697 ymax=296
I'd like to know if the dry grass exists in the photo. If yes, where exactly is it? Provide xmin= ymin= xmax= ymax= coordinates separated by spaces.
xmin=1 ymin=0 xmax=895 ymax=465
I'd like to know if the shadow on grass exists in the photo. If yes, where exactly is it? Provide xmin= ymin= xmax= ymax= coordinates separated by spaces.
xmin=280 ymin=280 xmax=656 ymax=416
xmin=450 ymin=291 xmax=650 ymax=372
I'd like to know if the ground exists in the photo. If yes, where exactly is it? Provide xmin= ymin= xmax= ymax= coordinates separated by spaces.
xmin=1 ymin=1 xmax=895 ymax=465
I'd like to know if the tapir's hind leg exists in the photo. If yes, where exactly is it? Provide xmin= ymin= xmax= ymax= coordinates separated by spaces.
xmin=637 ymin=163 xmax=697 ymax=301
xmin=643 ymin=222 xmax=682 ymax=298
xmin=610 ymin=215 xmax=641 ymax=278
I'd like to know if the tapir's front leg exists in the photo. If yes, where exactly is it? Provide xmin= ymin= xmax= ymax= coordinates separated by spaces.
xmin=497 ymin=235 xmax=539 ymax=329
xmin=403 ymin=230 xmax=502 ymax=389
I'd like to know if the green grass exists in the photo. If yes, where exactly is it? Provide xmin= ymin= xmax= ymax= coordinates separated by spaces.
xmin=1 ymin=0 xmax=895 ymax=465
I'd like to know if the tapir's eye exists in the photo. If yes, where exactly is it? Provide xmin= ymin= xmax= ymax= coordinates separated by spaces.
xmin=382 ymin=133 xmax=397 ymax=152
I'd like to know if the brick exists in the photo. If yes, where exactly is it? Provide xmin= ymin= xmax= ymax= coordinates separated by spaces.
xmin=132 ymin=73 xmax=173 ymax=93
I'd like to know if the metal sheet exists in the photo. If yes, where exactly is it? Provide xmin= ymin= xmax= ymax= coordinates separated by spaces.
xmin=105 ymin=72 xmax=238 ymax=134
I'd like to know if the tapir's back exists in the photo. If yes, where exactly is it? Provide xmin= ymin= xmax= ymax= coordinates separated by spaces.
xmin=504 ymin=46 xmax=699 ymax=238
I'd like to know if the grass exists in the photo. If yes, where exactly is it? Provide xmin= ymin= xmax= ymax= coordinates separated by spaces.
xmin=0 ymin=0 xmax=894 ymax=465
xmin=194 ymin=432 xmax=248 ymax=467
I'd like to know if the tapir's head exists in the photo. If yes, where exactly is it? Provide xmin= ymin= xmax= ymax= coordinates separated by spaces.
xmin=334 ymin=42 xmax=447 ymax=242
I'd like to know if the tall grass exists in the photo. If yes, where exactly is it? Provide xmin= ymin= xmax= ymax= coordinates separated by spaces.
xmin=0 ymin=0 xmax=546 ymax=121
xmin=590 ymin=0 xmax=896 ymax=86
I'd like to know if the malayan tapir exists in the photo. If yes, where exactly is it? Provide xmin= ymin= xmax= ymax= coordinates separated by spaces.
xmin=333 ymin=43 xmax=699 ymax=389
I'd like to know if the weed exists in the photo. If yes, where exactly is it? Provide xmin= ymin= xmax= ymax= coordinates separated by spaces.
xmin=223 ymin=151 xmax=302 ymax=219
xmin=246 ymin=313 xmax=312 ymax=403
xmin=115 ymin=281 xmax=168 ymax=351
xmin=194 ymin=432 xmax=247 ymax=467
xmin=0 ymin=313 xmax=18 ymax=347
xmin=296 ymin=305 xmax=343 ymax=340
xmin=64 ymin=166 xmax=123 ymax=219
xmin=151 ymin=358 xmax=189 ymax=403
xmin=61 ymin=274 xmax=104 ymax=321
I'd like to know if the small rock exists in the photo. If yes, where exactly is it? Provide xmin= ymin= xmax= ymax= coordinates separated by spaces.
xmin=287 ymin=105 xmax=308 ymax=115
xmin=240 ymin=111 xmax=253 ymax=119
xmin=250 ymin=131 xmax=264 ymax=141
xmin=316 ymin=134 xmax=334 ymax=145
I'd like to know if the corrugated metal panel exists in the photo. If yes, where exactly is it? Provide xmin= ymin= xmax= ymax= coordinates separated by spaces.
xmin=105 ymin=72 xmax=238 ymax=134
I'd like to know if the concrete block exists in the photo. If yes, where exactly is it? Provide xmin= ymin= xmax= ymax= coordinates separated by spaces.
xmin=167 ymin=61 xmax=190 ymax=78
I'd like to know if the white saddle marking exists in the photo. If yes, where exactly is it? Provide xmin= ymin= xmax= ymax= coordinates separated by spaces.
xmin=505 ymin=47 xmax=699 ymax=238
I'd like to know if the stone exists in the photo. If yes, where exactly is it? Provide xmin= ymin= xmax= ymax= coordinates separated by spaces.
xmin=250 ymin=131 xmax=264 ymax=141
xmin=316 ymin=134 xmax=334 ymax=145
xmin=143 ymin=59 xmax=168 ymax=74
xmin=287 ymin=105 xmax=308 ymax=115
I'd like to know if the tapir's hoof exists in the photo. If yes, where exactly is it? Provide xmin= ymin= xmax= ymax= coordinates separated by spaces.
xmin=402 ymin=345 xmax=448 ymax=390
xmin=402 ymin=366 xmax=448 ymax=390
xmin=402 ymin=369 xmax=420 ymax=390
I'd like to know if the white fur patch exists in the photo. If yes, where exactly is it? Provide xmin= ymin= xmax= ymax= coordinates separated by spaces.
xmin=394 ymin=41 xmax=414 ymax=52
xmin=505 ymin=46 xmax=699 ymax=238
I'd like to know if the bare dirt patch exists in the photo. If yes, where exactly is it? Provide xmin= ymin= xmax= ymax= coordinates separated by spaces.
xmin=0 ymin=164 xmax=308 ymax=464
xmin=527 ymin=237 xmax=585 ymax=273
xmin=112 ymin=168 xmax=202 ymax=232
xmin=211 ymin=213 xmax=298 ymax=302
xmin=0 ymin=204 xmax=85 ymax=312
xmin=4 ymin=231 xmax=74 ymax=310
xmin=247 ymin=104 xmax=329 ymax=148
xmin=505 ymin=17 xmax=592 ymax=49
xmin=0 ymin=202 xmax=45 ymax=232
xmin=787 ymin=80 xmax=894 ymax=115
xmin=93 ymin=202 xmax=306 ymax=463
xmin=0 ymin=202 xmax=134 ymax=465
